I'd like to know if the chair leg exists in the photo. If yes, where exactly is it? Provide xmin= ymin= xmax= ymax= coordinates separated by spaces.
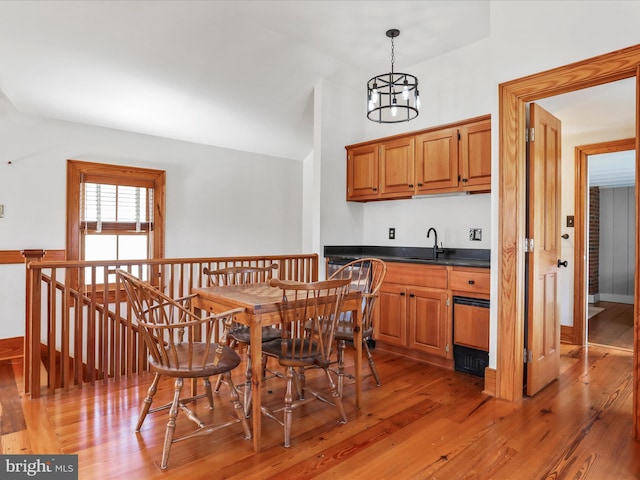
xmin=284 ymin=366 xmax=295 ymax=448
xmin=136 ymin=373 xmax=161 ymax=432
xmin=243 ymin=351 xmax=253 ymax=417
xmin=323 ymin=367 xmax=347 ymax=424
xmin=337 ymin=339 xmax=347 ymax=396
xmin=160 ymin=377 xmax=184 ymax=470
xmin=213 ymin=374 xmax=224 ymax=393
xmin=214 ymin=339 xmax=238 ymax=394
xmin=224 ymin=371 xmax=252 ymax=440
xmin=203 ymin=377 xmax=214 ymax=409
xmin=363 ymin=339 xmax=381 ymax=387
xmin=244 ymin=352 xmax=271 ymax=417
xmin=295 ymin=367 xmax=306 ymax=399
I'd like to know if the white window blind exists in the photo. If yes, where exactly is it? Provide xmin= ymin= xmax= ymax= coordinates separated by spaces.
xmin=81 ymin=182 xmax=153 ymax=233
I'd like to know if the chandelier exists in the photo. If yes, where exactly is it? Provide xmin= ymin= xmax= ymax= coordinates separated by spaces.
xmin=367 ymin=29 xmax=420 ymax=123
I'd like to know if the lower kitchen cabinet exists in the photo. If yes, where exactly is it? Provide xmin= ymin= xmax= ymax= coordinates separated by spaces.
xmin=376 ymin=263 xmax=451 ymax=362
xmin=377 ymin=283 xmax=408 ymax=346
xmin=408 ymin=288 xmax=449 ymax=357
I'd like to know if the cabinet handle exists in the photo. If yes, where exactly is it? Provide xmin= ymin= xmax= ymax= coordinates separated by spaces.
xmin=409 ymin=293 xmax=415 ymax=298
xmin=408 ymin=184 xmax=414 ymax=188
xmin=468 ymin=280 xmax=475 ymax=285
xmin=462 ymin=178 xmax=468 ymax=182
xmin=372 ymin=187 xmax=378 ymax=192
xmin=400 ymin=292 xmax=405 ymax=296
xmin=417 ymin=183 xmax=423 ymax=187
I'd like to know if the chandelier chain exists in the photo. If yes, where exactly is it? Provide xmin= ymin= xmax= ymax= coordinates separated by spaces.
xmin=390 ymin=37 xmax=395 ymax=73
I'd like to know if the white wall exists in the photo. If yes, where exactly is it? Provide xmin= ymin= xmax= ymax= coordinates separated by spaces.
xmin=317 ymin=78 xmax=367 ymax=253
xmin=362 ymin=194 xmax=491 ymax=249
xmin=0 ymin=102 xmax=303 ymax=339
xmin=318 ymin=1 xmax=640 ymax=369
xmin=599 ymin=186 xmax=636 ymax=303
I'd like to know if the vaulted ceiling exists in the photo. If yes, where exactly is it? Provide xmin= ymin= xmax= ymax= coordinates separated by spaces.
xmin=0 ymin=0 xmax=634 ymax=171
xmin=0 ymin=0 xmax=490 ymax=161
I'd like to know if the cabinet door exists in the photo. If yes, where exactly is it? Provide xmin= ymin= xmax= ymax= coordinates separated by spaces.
xmin=408 ymin=288 xmax=450 ymax=357
xmin=379 ymin=136 xmax=415 ymax=198
xmin=347 ymin=144 xmax=379 ymax=201
xmin=459 ymin=119 xmax=491 ymax=191
xmin=414 ymin=127 xmax=458 ymax=193
xmin=375 ymin=283 xmax=407 ymax=346
xmin=453 ymin=302 xmax=489 ymax=351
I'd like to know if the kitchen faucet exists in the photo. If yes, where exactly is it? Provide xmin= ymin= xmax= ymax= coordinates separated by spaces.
xmin=427 ymin=227 xmax=443 ymax=259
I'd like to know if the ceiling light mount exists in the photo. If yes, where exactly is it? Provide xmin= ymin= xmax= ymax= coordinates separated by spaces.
xmin=367 ymin=29 xmax=420 ymax=124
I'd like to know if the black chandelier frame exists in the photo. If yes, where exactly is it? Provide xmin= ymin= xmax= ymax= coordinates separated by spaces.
xmin=366 ymin=29 xmax=420 ymax=124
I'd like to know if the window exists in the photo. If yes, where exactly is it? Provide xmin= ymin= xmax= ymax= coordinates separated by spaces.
xmin=67 ymin=160 xmax=165 ymax=286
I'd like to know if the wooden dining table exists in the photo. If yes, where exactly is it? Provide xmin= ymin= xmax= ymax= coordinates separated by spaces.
xmin=191 ymin=281 xmax=363 ymax=452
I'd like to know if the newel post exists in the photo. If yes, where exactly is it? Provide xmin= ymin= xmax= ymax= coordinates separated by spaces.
xmin=21 ymin=249 xmax=46 ymax=397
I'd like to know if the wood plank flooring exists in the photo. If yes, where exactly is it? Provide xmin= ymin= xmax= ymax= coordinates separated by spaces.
xmin=588 ymin=301 xmax=634 ymax=350
xmin=1 ymin=344 xmax=639 ymax=479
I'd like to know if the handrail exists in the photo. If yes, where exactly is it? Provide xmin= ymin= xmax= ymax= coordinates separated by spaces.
xmin=25 ymin=254 xmax=318 ymax=398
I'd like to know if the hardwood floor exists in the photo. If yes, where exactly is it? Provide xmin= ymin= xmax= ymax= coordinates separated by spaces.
xmin=1 ymin=345 xmax=639 ymax=479
xmin=588 ymin=301 xmax=634 ymax=350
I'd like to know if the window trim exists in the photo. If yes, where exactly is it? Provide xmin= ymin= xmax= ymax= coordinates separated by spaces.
xmin=66 ymin=159 xmax=166 ymax=272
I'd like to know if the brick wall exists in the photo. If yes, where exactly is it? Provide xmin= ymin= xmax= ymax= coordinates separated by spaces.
xmin=588 ymin=186 xmax=599 ymax=296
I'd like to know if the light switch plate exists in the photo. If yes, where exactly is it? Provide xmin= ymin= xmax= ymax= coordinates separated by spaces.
xmin=0 ymin=204 xmax=4 ymax=218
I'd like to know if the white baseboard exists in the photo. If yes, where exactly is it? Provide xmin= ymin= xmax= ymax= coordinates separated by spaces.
xmin=599 ymin=293 xmax=634 ymax=305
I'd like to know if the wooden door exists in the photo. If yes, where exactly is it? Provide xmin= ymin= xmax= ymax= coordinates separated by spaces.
xmin=408 ymin=287 xmax=450 ymax=357
xmin=414 ymin=127 xmax=459 ymax=193
xmin=375 ymin=283 xmax=407 ymax=346
xmin=459 ymin=119 xmax=491 ymax=191
xmin=526 ymin=103 xmax=562 ymax=396
xmin=346 ymin=144 xmax=379 ymax=200
xmin=379 ymin=136 xmax=415 ymax=198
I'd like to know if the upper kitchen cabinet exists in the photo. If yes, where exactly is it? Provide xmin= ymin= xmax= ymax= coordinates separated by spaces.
xmin=379 ymin=136 xmax=415 ymax=198
xmin=346 ymin=143 xmax=379 ymax=201
xmin=346 ymin=115 xmax=491 ymax=202
xmin=346 ymin=136 xmax=415 ymax=201
xmin=458 ymin=118 xmax=491 ymax=192
xmin=414 ymin=127 xmax=459 ymax=194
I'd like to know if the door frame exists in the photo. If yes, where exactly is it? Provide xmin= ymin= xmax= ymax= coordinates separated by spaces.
xmin=572 ymin=138 xmax=636 ymax=346
xmin=497 ymin=45 xmax=640 ymax=438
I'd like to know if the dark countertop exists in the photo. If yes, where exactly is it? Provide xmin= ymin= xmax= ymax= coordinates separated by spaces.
xmin=324 ymin=245 xmax=490 ymax=269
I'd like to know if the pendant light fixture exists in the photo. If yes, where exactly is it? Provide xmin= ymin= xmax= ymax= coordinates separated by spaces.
xmin=367 ymin=29 xmax=420 ymax=123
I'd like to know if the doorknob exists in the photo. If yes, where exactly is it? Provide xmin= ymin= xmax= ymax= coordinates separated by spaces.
xmin=557 ymin=259 xmax=568 ymax=268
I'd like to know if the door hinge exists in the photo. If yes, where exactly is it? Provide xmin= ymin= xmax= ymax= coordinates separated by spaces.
xmin=524 ymin=238 xmax=534 ymax=252
xmin=524 ymin=348 xmax=533 ymax=363
xmin=445 ymin=344 xmax=450 ymax=353
xmin=526 ymin=127 xmax=535 ymax=142
xmin=446 ymin=297 xmax=450 ymax=307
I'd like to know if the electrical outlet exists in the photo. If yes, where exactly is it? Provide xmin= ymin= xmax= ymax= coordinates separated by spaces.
xmin=388 ymin=227 xmax=395 ymax=240
xmin=0 ymin=204 xmax=4 ymax=218
xmin=469 ymin=228 xmax=482 ymax=241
